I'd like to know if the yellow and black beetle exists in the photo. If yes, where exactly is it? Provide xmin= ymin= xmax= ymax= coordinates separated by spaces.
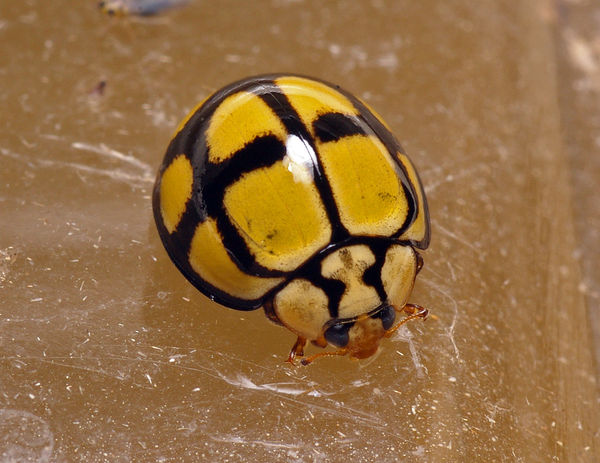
xmin=153 ymin=74 xmax=430 ymax=365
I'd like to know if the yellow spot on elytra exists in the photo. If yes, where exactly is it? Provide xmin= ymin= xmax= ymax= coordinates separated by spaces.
xmin=319 ymin=135 xmax=408 ymax=236
xmin=276 ymin=76 xmax=358 ymax=134
xmin=188 ymin=219 xmax=283 ymax=300
xmin=223 ymin=161 xmax=331 ymax=272
xmin=159 ymin=154 xmax=194 ymax=234
xmin=206 ymin=91 xmax=287 ymax=163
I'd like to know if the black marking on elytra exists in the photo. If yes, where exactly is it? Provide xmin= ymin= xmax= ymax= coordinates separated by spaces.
xmin=336 ymin=89 xmax=429 ymax=247
xmin=153 ymin=180 xmax=265 ymax=310
xmin=258 ymin=81 xmax=350 ymax=244
xmin=161 ymin=135 xmax=211 ymax=253
xmin=397 ymin=181 xmax=417 ymax=239
xmin=202 ymin=135 xmax=286 ymax=194
xmin=160 ymin=127 xmax=212 ymax=272
xmin=203 ymin=136 xmax=288 ymax=277
xmin=313 ymin=112 xmax=365 ymax=143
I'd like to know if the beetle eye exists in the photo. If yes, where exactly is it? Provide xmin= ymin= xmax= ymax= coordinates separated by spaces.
xmin=324 ymin=323 xmax=350 ymax=347
xmin=376 ymin=305 xmax=396 ymax=330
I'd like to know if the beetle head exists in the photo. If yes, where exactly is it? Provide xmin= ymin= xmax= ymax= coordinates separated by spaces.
xmin=323 ymin=304 xmax=397 ymax=359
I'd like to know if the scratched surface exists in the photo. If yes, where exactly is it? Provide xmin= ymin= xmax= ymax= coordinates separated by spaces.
xmin=1 ymin=1 xmax=599 ymax=462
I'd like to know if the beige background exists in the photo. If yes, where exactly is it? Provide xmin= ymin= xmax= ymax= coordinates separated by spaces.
xmin=1 ymin=0 xmax=599 ymax=461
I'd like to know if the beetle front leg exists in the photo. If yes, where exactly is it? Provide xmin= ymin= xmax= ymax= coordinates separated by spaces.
xmin=286 ymin=336 xmax=307 ymax=364
xmin=384 ymin=303 xmax=429 ymax=338
xmin=399 ymin=303 xmax=428 ymax=318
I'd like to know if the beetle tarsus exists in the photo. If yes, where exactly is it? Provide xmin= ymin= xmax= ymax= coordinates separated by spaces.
xmin=384 ymin=303 xmax=429 ymax=338
xmin=286 ymin=336 xmax=307 ymax=364
xmin=400 ymin=303 xmax=428 ymax=319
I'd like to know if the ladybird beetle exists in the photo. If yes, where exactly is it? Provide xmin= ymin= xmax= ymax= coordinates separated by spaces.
xmin=153 ymin=74 xmax=430 ymax=365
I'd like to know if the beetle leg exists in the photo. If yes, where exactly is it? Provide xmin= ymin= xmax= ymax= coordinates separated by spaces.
xmin=400 ymin=303 xmax=428 ymax=318
xmin=300 ymin=348 xmax=349 ymax=366
xmin=286 ymin=336 xmax=307 ymax=364
xmin=384 ymin=303 xmax=428 ymax=338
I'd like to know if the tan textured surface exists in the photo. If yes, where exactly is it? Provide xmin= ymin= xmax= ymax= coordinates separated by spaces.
xmin=1 ymin=1 xmax=598 ymax=461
